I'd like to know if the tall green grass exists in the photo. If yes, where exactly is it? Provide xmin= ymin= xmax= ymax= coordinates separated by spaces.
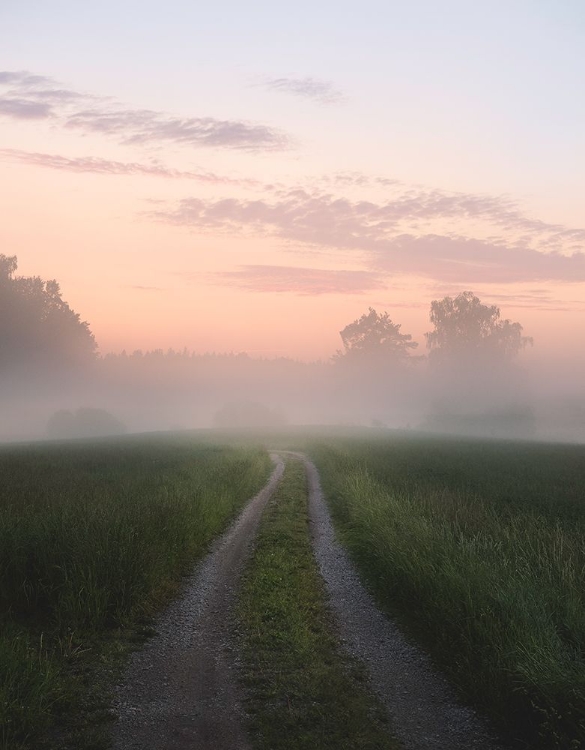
xmin=0 ymin=433 xmax=271 ymax=749
xmin=311 ymin=435 xmax=585 ymax=749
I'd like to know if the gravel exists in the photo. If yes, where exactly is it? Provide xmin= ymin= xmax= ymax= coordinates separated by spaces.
xmin=296 ymin=451 xmax=508 ymax=750
xmin=110 ymin=454 xmax=284 ymax=750
xmin=110 ymin=448 xmax=509 ymax=750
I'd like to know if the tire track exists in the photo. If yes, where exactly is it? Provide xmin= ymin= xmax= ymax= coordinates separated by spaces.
xmin=111 ymin=454 xmax=284 ymax=750
xmin=287 ymin=451 xmax=506 ymax=750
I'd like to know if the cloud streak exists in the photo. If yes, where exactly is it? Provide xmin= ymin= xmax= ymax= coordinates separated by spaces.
xmin=0 ymin=149 xmax=260 ymax=186
xmin=212 ymin=265 xmax=386 ymax=295
xmin=260 ymin=76 xmax=346 ymax=105
xmin=0 ymin=70 xmax=89 ymax=119
xmin=64 ymin=108 xmax=289 ymax=151
xmin=152 ymin=189 xmax=585 ymax=285
xmin=0 ymin=71 xmax=54 ymax=88
xmin=0 ymin=70 xmax=291 ymax=152
xmin=373 ymin=234 xmax=585 ymax=284
xmin=0 ymin=98 xmax=52 ymax=119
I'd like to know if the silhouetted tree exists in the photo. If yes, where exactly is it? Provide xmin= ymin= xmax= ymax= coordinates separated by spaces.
xmin=0 ymin=254 xmax=97 ymax=372
xmin=332 ymin=308 xmax=420 ymax=425
xmin=425 ymin=292 xmax=532 ymax=364
xmin=334 ymin=308 xmax=418 ymax=365
xmin=423 ymin=292 xmax=534 ymax=438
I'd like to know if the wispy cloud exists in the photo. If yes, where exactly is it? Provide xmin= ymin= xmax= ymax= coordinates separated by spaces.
xmin=0 ymin=99 xmax=52 ymax=119
xmin=0 ymin=71 xmax=54 ymax=88
xmin=0 ymin=70 xmax=91 ymax=118
xmin=424 ymin=285 xmax=585 ymax=312
xmin=0 ymin=149 xmax=260 ymax=185
xmin=212 ymin=265 xmax=386 ymax=295
xmin=260 ymin=76 xmax=346 ymax=105
xmin=0 ymin=70 xmax=291 ymax=152
xmin=152 ymin=188 xmax=585 ymax=285
xmin=466 ymin=290 xmax=585 ymax=312
xmin=322 ymin=172 xmax=403 ymax=189
xmin=372 ymin=235 xmax=585 ymax=284
xmin=64 ymin=108 xmax=289 ymax=151
xmin=154 ymin=187 xmax=583 ymax=242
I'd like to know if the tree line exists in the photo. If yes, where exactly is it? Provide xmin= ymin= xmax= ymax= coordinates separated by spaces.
xmin=0 ymin=254 xmax=532 ymax=373
xmin=0 ymin=253 xmax=538 ymax=437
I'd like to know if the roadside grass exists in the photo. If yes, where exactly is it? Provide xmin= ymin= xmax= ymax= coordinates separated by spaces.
xmin=237 ymin=457 xmax=399 ymax=750
xmin=310 ymin=435 xmax=585 ymax=749
xmin=0 ymin=433 xmax=271 ymax=750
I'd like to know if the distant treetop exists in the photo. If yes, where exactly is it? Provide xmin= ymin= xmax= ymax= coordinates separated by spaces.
xmin=0 ymin=254 xmax=97 ymax=372
xmin=425 ymin=291 xmax=532 ymax=364
xmin=334 ymin=307 xmax=418 ymax=366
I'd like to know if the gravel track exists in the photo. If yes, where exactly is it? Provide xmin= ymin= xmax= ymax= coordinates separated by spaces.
xmin=111 ymin=454 xmax=284 ymax=750
xmin=110 ymin=449 xmax=508 ymax=750
xmin=290 ymin=451 xmax=507 ymax=750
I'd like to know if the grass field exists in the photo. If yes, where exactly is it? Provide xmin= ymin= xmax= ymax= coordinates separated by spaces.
xmin=309 ymin=432 xmax=585 ymax=749
xmin=0 ymin=433 xmax=270 ymax=750
xmin=3 ymin=427 xmax=585 ymax=749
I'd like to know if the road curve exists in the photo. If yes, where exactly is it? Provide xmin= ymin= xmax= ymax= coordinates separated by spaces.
xmin=111 ymin=454 xmax=284 ymax=750
xmin=286 ymin=451 xmax=506 ymax=750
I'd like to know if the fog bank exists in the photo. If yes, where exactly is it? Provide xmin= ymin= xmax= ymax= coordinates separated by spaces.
xmin=1 ymin=347 xmax=584 ymax=445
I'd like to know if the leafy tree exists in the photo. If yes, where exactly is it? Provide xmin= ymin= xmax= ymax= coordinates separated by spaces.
xmin=425 ymin=292 xmax=532 ymax=364
xmin=0 ymin=254 xmax=97 ymax=371
xmin=423 ymin=293 xmax=534 ymax=438
xmin=334 ymin=308 xmax=418 ymax=365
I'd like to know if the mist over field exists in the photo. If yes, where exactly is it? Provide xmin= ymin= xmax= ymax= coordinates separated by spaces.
xmin=10 ymin=360 xmax=583 ymax=445
xmin=1 ymin=255 xmax=583 ymax=444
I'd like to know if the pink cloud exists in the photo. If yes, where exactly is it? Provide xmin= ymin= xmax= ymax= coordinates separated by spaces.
xmin=0 ymin=149 xmax=259 ymax=186
xmin=0 ymin=70 xmax=291 ymax=152
xmin=152 ymin=190 xmax=585 ymax=285
xmin=259 ymin=76 xmax=346 ymax=105
xmin=64 ymin=108 xmax=290 ymax=151
xmin=0 ymin=98 xmax=52 ymax=119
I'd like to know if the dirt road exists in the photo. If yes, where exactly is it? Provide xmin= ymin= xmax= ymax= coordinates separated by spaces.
xmin=111 ymin=454 xmax=284 ymax=750
xmin=111 ymin=450 xmax=505 ymax=750
xmin=297 ymin=452 xmax=505 ymax=750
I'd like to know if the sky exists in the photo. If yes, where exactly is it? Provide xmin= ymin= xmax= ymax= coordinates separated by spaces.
xmin=1 ymin=0 xmax=584 ymax=361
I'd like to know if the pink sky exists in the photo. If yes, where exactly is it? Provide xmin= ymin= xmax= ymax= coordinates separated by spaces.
xmin=1 ymin=2 xmax=584 ymax=362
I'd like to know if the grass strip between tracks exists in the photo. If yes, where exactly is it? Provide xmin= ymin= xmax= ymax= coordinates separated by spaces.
xmin=237 ymin=456 xmax=399 ymax=750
